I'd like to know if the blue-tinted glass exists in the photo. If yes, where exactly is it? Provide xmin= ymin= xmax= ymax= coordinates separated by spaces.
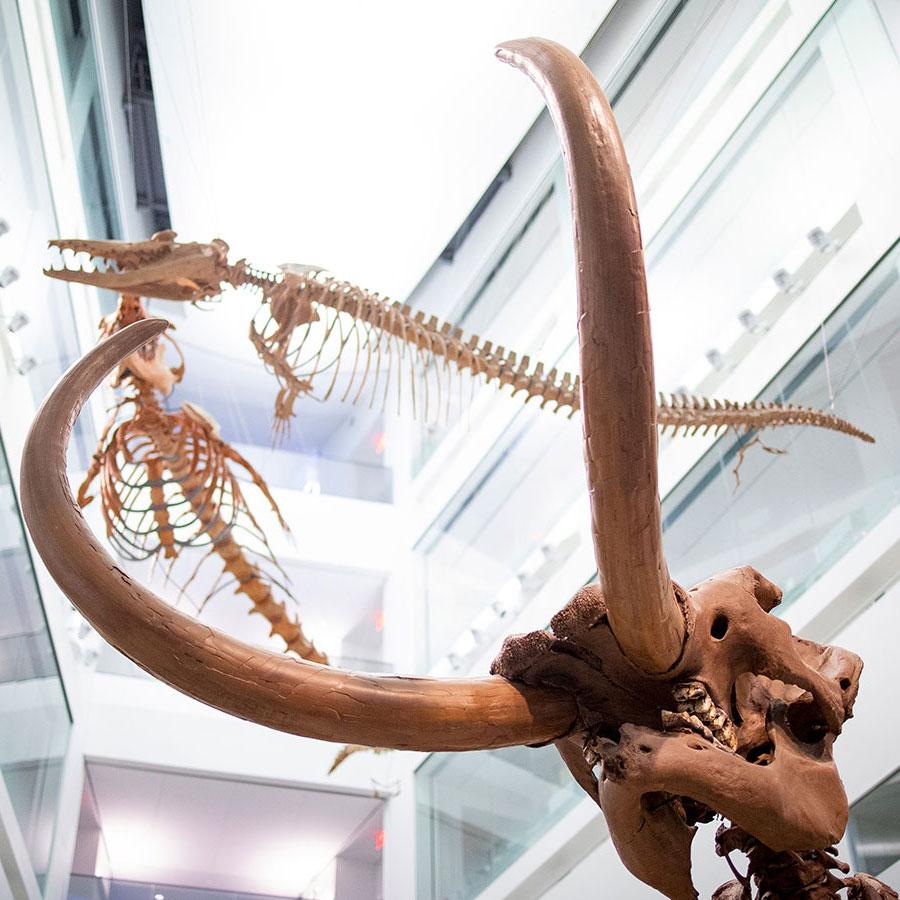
xmin=848 ymin=769 xmax=900 ymax=880
xmin=416 ymin=744 xmax=584 ymax=900
xmin=662 ymin=242 xmax=900 ymax=605
xmin=0 ymin=437 xmax=72 ymax=888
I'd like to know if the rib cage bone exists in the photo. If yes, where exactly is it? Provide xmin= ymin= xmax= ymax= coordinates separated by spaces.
xmin=78 ymin=294 xmax=327 ymax=664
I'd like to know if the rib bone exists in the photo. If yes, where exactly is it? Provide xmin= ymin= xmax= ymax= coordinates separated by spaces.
xmin=20 ymin=319 xmax=578 ymax=750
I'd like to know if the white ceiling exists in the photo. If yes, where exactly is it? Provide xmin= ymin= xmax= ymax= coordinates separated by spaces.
xmin=143 ymin=0 xmax=613 ymax=301
xmin=85 ymin=762 xmax=381 ymax=896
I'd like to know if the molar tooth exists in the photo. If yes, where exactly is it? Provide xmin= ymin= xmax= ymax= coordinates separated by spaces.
xmin=662 ymin=709 xmax=692 ymax=732
xmin=718 ymin=721 xmax=738 ymax=751
xmin=688 ymin=715 xmax=715 ymax=742
xmin=673 ymin=681 xmax=706 ymax=703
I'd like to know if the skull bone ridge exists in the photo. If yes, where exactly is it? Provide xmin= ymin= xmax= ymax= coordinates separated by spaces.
xmin=491 ymin=565 xmax=862 ymax=899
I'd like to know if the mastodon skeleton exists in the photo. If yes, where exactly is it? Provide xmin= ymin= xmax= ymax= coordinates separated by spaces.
xmin=26 ymin=39 xmax=892 ymax=899
xmin=78 ymin=293 xmax=327 ymax=664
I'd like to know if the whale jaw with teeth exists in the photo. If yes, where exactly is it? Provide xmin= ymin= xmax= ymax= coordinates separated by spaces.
xmin=44 ymin=230 xmax=232 ymax=302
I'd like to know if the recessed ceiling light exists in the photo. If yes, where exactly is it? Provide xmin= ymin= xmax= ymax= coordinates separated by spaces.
xmin=154 ymin=893 xmax=165 ymax=900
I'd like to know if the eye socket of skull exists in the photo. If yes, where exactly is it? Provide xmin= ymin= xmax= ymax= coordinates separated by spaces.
xmin=679 ymin=567 xmax=847 ymax=736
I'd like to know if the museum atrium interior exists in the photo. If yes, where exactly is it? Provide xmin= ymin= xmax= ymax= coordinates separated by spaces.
xmin=2 ymin=0 xmax=900 ymax=897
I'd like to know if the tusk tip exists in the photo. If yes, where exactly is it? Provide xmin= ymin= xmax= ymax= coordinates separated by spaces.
xmin=130 ymin=317 xmax=170 ymax=339
xmin=494 ymin=40 xmax=529 ymax=66
xmin=495 ymin=38 xmax=560 ymax=68
xmin=99 ymin=318 xmax=171 ymax=357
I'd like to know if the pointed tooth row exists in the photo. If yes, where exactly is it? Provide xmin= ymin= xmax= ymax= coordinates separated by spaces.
xmin=44 ymin=246 xmax=123 ymax=274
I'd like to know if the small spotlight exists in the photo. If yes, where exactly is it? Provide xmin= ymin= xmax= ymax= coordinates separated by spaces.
xmin=15 ymin=356 xmax=37 ymax=375
xmin=7 ymin=310 xmax=29 ymax=333
xmin=0 ymin=266 xmax=19 ymax=289
xmin=807 ymin=226 xmax=838 ymax=254
xmin=0 ymin=219 xmax=9 ymax=237
xmin=705 ymin=348 xmax=725 ymax=372
xmin=772 ymin=268 xmax=797 ymax=294
xmin=154 ymin=894 xmax=165 ymax=900
xmin=737 ymin=309 xmax=760 ymax=334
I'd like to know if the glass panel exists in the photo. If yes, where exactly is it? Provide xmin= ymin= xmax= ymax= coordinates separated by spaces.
xmin=78 ymin=99 xmax=119 ymax=240
xmin=0 ymin=0 xmax=96 ymax=468
xmin=162 ymin=354 xmax=394 ymax=501
xmin=416 ymin=0 xmax=900 ymax=673
xmin=0 ymin=435 xmax=72 ymax=889
xmin=613 ymin=0 xmax=768 ymax=177
xmin=48 ymin=0 xmax=122 ymax=239
xmin=410 ymin=179 xmax=570 ymax=476
xmin=662 ymin=240 xmax=900 ymax=605
xmin=48 ymin=0 xmax=88 ymax=89
xmin=645 ymin=0 xmax=900 ymax=394
xmin=848 ymin=769 xmax=900 ymax=880
xmin=416 ymin=745 xmax=583 ymax=900
xmin=418 ymin=402 xmax=586 ymax=672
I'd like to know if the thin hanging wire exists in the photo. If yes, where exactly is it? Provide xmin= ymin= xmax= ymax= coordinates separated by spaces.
xmin=820 ymin=322 xmax=835 ymax=410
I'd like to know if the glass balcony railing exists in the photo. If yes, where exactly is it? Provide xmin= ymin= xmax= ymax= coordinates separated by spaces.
xmin=159 ymin=339 xmax=395 ymax=505
xmin=662 ymin=241 xmax=899 ymax=603
xmin=227 ymin=443 xmax=392 ymax=504
xmin=0 ymin=435 xmax=72 ymax=890
xmin=415 ymin=744 xmax=583 ymax=900
xmin=416 ymin=4 xmax=900 ymax=896
xmin=1 ymin=0 xmax=97 ymax=470
xmin=410 ymin=178 xmax=571 ymax=477
xmin=416 ymin=0 xmax=900 ymax=675
xmin=414 ymin=239 xmax=900 ymax=900
xmin=48 ymin=0 xmax=121 ymax=241
xmin=848 ymin=768 xmax=900 ymax=885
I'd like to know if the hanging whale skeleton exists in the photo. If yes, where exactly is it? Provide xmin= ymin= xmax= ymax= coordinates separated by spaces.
xmin=23 ymin=39 xmax=895 ymax=899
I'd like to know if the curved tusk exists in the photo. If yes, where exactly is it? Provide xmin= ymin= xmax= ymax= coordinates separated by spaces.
xmin=497 ymin=39 xmax=684 ymax=673
xmin=20 ymin=319 xmax=577 ymax=750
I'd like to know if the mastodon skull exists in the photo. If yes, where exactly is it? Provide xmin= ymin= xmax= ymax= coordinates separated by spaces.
xmin=492 ymin=566 xmax=862 ymax=899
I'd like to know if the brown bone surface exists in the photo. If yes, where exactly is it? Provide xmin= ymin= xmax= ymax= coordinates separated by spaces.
xmin=492 ymin=568 xmax=862 ymax=898
xmin=23 ymin=36 xmax=892 ymax=900
xmin=46 ymin=239 xmax=873 ymax=445
xmin=80 ymin=295 xmax=327 ymax=663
